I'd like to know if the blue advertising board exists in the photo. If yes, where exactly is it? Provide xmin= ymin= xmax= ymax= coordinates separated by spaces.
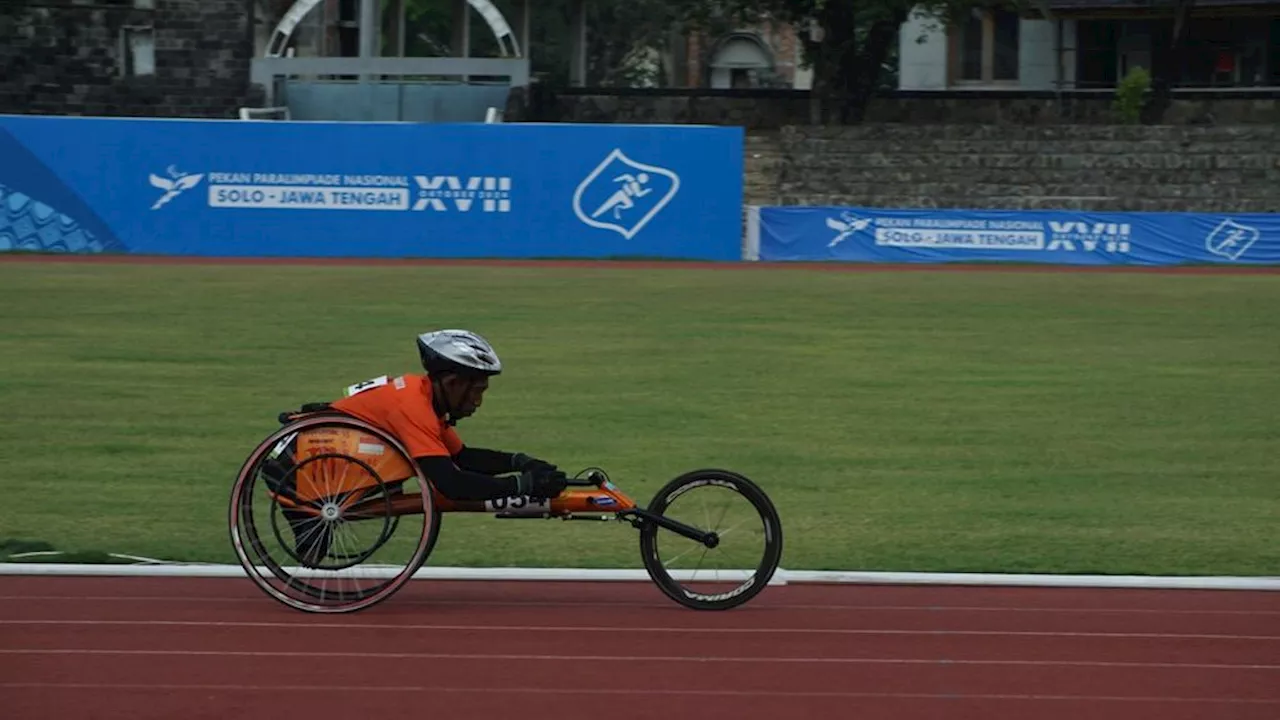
xmin=757 ymin=206 xmax=1280 ymax=266
xmin=0 ymin=115 xmax=743 ymax=260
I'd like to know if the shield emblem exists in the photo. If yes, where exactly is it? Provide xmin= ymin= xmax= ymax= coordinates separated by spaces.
xmin=1205 ymin=218 xmax=1260 ymax=261
xmin=572 ymin=149 xmax=680 ymax=240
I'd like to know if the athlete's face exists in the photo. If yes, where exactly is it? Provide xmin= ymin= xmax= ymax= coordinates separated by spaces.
xmin=441 ymin=373 xmax=490 ymax=419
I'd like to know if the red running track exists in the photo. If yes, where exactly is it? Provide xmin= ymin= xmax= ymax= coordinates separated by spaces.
xmin=0 ymin=576 xmax=1277 ymax=720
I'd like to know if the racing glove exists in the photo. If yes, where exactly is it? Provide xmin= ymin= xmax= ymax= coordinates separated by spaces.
xmin=515 ymin=467 xmax=569 ymax=499
xmin=512 ymin=452 xmax=560 ymax=475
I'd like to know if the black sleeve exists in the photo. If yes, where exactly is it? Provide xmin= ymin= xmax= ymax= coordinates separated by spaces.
xmin=453 ymin=446 xmax=517 ymax=475
xmin=416 ymin=455 xmax=520 ymax=502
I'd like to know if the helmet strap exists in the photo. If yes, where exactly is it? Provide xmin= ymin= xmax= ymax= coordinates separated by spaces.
xmin=450 ymin=377 xmax=481 ymax=426
xmin=430 ymin=373 xmax=479 ymax=427
xmin=429 ymin=375 xmax=454 ymax=424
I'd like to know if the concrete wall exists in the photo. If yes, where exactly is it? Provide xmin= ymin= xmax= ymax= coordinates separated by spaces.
xmin=1018 ymin=17 xmax=1058 ymax=91
xmin=763 ymin=124 xmax=1280 ymax=213
xmin=511 ymin=85 xmax=1280 ymax=128
xmin=0 ymin=0 xmax=262 ymax=119
xmin=898 ymin=8 xmax=949 ymax=91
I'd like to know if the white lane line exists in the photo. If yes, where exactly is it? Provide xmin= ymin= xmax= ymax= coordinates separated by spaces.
xmin=1 ymin=595 xmax=1276 ymax=616
xmin=0 ymin=682 xmax=1276 ymax=705
xmin=1 ymin=619 xmax=1277 ymax=641
xmin=4 ymin=647 xmax=1279 ymax=671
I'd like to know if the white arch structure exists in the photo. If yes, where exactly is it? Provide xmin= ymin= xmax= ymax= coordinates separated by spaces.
xmin=263 ymin=0 xmax=522 ymax=58
xmin=707 ymin=32 xmax=774 ymax=88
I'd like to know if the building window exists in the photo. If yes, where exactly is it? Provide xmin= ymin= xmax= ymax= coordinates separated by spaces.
xmin=119 ymin=25 xmax=156 ymax=77
xmin=954 ymin=7 xmax=1020 ymax=83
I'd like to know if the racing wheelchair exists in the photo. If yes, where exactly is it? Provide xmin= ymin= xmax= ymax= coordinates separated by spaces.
xmin=227 ymin=407 xmax=784 ymax=613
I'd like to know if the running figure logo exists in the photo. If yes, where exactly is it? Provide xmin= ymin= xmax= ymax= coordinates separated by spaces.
xmin=1204 ymin=218 xmax=1261 ymax=261
xmin=572 ymin=149 xmax=680 ymax=240
xmin=594 ymin=172 xmax=651 ymax=220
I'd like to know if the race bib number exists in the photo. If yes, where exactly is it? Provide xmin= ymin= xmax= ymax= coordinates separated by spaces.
xmin=345 ymin=375 xmax=389 ymax=397
xmin=485 ymin=495 xmax=551 ymax=515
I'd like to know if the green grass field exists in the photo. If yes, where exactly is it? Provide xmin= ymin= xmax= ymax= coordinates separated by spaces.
xmin=1 ymin=259 xmax=1277 ymax=576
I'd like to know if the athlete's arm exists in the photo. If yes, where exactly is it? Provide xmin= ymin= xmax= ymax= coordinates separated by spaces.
xmin=455 ymin=446 xmax=560 ymax=477
xmin=415 ymin=455 xmax=567 ymax=502
xmin=416 ymin=456 xmax=519 ymax=501
xmin=453 ymin=446 xmax=518 ymax=475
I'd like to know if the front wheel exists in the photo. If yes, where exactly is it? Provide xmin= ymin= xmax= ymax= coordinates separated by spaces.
xmin=638 ymin=469 xmax=783 ymax=611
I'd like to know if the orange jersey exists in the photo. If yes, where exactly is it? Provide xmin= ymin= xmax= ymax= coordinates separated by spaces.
xmin=328 ymin=373 xmax=463 ymax=459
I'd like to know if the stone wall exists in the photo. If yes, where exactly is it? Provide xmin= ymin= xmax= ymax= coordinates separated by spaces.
xmin=760 ymin=124 xmax=1280 ymax=213
xmin=511 ymin=87 xmax=1280 ymax=129
xmin=0 ymin=0 xmax=262 ymax=119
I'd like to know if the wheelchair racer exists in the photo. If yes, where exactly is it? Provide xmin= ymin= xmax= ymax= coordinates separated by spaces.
xmin=328 ymin=329 xmax=569 ymax=502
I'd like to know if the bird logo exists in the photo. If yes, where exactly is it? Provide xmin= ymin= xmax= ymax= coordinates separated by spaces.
xmin=149 ymin=165 xmax=204 ymax=210
xmin=825 ymin=212 xmax=871 ymax=247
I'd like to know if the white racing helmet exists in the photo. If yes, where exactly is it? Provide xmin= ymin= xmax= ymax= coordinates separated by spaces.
xmin=416 ymin=329 xmax=503 ymax=378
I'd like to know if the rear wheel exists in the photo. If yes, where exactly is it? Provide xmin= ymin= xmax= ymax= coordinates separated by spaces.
xmin=228 ymin=414 xmax=439 ymax=613
xmin=638 ymin=469 xmax=783 ymax=611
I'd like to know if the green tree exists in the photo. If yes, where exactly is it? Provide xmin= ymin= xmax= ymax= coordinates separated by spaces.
xmin=523 ymin=0 xmax=739 ymax=87
xmin=706 ymin=0 xmax=1034 ymax=123
xmin=390 ymin=0 xmax=698 ymax=86
xmin=400 ymin=0 xmax=457 ymax=57
xmin=1145 ymin=0 xmax=1195 ymax=122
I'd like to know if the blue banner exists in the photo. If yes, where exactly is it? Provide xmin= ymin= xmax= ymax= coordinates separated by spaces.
xmin=757 ymin=206 xmax=1280 ymax=266
xmin=0 ymin=115 xmax=743 ymax=260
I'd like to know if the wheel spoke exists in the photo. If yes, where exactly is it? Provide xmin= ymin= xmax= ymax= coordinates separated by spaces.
xmin=640 ymin=470 xmax=782 ymax=611
xmin=229 ymin=416 xmax=439 ymax=614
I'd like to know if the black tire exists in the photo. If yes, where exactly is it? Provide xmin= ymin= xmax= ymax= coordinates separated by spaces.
xmin=638 ymin=468 xmax=783 ymax=611
xmin=228 ymin=414 xmax=440 ymax=614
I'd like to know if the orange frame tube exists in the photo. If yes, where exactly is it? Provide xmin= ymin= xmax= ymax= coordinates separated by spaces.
xmin=346 ymin=482 xmax=639 ymax=519
xmin=270 ymin=415 xmax=640 ymax=520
